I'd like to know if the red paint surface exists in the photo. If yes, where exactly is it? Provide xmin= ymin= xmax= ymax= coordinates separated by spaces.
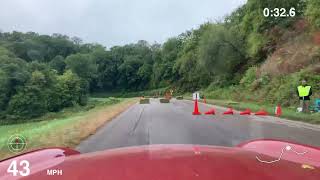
xmin=223 ymin=107 xmax=234 ymax=115
xmin=240 ymin=109 xmax=251 ymax=115
xmin=204 ymin=108 xmax=215 ymax=115
xmin=0 ymin=141 xmax=319 ymax=180
xmin=254 ymin=109 xmax=268 ymax=116
xmin=275 ymin=105 xmax=282 ymax=117
xmin=238 ymin=139 xmax=320 ymax=167
xmin=0 ymin=147 xmax=79 ymax=179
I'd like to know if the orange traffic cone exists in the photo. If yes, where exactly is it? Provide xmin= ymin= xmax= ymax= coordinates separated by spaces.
xmin=205 ymin=108 xmax=215 ymax=115
xmin=223 ymin=107 xmax=234 ymax=115
xmin=192 ymin=99 xmax=201 ymax=115
xmin=255 ymin=109 xmax=268 ymax=116
xmin=275 ymin=104 xmax=282 ymax=117
xmin=240 ymin=108 xmax=251 ymax=115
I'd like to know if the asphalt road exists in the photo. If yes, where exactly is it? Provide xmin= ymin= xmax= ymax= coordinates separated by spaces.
xmin=77 ymin=98 xmax=320 ymax=153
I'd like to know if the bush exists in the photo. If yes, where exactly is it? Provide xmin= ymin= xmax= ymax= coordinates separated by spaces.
xmin=240 ymin=66 xmax=257 ymax=87
xmin=7 ymin=85 xmax=47 ymax=119
xmin=46 ymin=86 xmax=63 ymax=112
xmin=101 ymin=97 xmax=121 ymax=105
xmin=204 ymin=86 xmax=236 ymax=100
xmin=246 ymin=33 xmax=267 ymax=58
xmin=46 ymin=70 xmax=88 ymax=112
xmin=57 ymin=70 xmax=83 ymax=107
xmin=84 ymin=104 xmax=96 ymax=111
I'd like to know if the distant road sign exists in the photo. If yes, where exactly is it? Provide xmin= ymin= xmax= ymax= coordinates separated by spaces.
xmin=193 ymin=92 xmax=200 ymax=100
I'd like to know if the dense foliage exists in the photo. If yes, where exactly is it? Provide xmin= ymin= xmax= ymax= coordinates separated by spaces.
xmin=1 ymin=0 xmax=319 ymax=121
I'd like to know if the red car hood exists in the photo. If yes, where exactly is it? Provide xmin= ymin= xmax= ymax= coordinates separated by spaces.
xmin=1 ymin=140 xmax=320 ymax=180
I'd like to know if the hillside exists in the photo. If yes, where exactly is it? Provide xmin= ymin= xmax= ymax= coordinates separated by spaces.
xmin=260 ymin=25 xmax=320 ymax=77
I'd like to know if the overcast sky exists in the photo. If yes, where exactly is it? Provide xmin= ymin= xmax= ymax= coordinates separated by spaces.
xmin=0 ymin=0 xmax=246 ymax=48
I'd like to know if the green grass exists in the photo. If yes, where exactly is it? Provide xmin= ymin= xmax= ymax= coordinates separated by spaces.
xmin=185 ymin=96 xmax=320 ymax=124
xmin=0 ymin=97 xmax=121 ymax=126
xmin=0 ymin=97 xmax=136 ymax=160
xmin=0 ymin=97 xmax=121 ymax=142
xmin=0 ymin=114 xmax=82 ymax=151
xmin=139 ymin=98 xmax=150 ymax=104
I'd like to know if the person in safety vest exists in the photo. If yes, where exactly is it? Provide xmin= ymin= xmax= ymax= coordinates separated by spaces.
xmin=297 ymin=79 xmax=312 ymax=113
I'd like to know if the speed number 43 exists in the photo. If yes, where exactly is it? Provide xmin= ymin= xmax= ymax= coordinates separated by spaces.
xmin=7 ymin=160 xmax=30 ymax=177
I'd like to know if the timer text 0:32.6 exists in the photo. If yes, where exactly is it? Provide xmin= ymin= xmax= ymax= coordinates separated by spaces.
xmin=263 ymin=8 xmax=296 ymax=17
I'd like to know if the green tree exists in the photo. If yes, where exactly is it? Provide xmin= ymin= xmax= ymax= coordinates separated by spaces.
xmin=152 ymin=38 xmax=182 ymax=87
xmin=305 ymin=0 xmax=320 ymax=29
xmin=172 ymin=26 xmax=210 ymax=91
xmin=237 ymin=0 xmax=305 ymax=59
xmin=65 ymin=53 xmax=97 ymax=81
xmin=0 ymin=69 xmax=9 ymax=111
xmin=90 ymin=47 xmax=117 ymax=91
xmin=7 ymin=71 xmax=48 ymax=118
xmin=137 ymin=63 xmax=152 ymax=89
xmin=49 ymin=55 xmax=66 ymax=74
xmin=117 ymin=56 xmax=143 ymax=90
xmin=0 ymin=53 xmax=30 ymax=111
xmin=55 ymin=70 xmax=82 ymax=107
xmin=198 ymin=24 xmax=246 ymax=86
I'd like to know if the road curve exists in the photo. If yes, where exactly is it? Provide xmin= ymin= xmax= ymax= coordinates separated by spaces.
xmin=77 ymin=98 xmax=320 ymax=153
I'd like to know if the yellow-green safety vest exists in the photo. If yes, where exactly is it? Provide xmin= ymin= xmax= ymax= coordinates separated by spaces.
xmin=297 ymin=85 xmax=311 ymax=97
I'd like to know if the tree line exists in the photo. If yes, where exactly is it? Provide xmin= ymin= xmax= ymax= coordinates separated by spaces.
xmin=1 ymin=0 xmax=319 ymax=121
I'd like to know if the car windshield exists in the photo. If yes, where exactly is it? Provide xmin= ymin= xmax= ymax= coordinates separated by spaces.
xmin=0 ymin=0 xmax=319 ymax=179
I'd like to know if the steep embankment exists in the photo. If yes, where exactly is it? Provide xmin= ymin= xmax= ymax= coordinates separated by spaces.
xmin=260 ymin=31 xmax=320 ymax=77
